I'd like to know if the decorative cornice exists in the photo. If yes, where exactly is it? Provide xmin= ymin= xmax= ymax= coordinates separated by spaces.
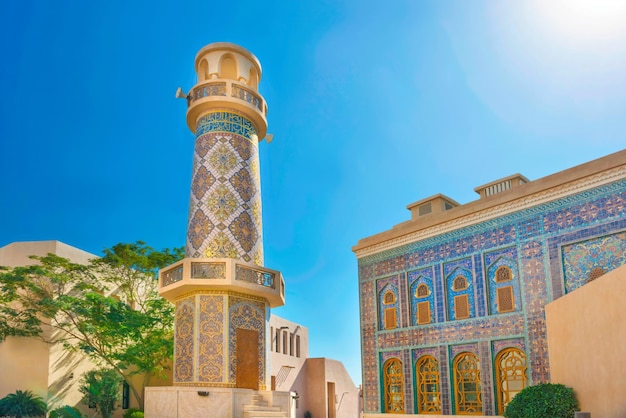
xmin=355 ymin=166 xmax=626 ymax=259
xmin=174 ymin=289 xmax=268 ymax=304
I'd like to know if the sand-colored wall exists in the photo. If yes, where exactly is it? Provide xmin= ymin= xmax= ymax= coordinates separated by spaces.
xmin=546 ymin=264 xmax=626 ymax=418
xmin=306 ymin=358 xmax=360 ymax=418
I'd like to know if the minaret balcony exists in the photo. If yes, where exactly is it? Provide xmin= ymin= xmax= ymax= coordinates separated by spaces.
xmin=185 ymin=79 xmax=268 ymax=138
xmin=158 ymin=257 xmax=285 ymax=308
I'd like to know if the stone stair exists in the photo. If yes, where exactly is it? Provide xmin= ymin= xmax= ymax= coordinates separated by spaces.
xmin=242 ymin=393 xmax=288 ymax=418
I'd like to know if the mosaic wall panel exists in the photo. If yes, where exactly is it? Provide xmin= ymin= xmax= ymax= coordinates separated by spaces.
xmin=357 ymin=180 xmax=626 ymax=413
xmin=443 ymin=258 xmax=476 ymax=320
xmin=228 ymin=296 xmax=266 ymax=384
xmin=561 ymin=230 xmax=626 ymax=293
xmin=377 ymin=276 xmax=400 ymax=330
xmin=492 ymin=338 xmax=526 ymax=356
xmin=186 ymin=111 xmax=264 ymax=265
xmin=408 ymin=268 xmax=435 ymax=325
xmin=197 ymin=295 xmax=224 ymax=382
xmin=174 ymin=297 xmax=196 ymax=383
xmin=484 ymin=247 xmax=522 ymax=315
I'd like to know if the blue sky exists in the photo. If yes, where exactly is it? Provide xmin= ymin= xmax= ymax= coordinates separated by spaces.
xmin=1 ymin=1 xmax=625 ymax=384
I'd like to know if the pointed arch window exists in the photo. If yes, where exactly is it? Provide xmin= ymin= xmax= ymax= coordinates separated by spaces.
xmin=417 ymin=284 xmax=430 ymax=297
xmin=453 ymin=352 xmax=482 ymax=415
xmin=453 ymin=276 xmax=468 ymax=291
xmin=495 ymin=348 xmax=528 ymax=414
xmin=416 ymin=355 xmax=441 ymax=414
xmin=383 ymin=358 xmax=405 ymax=413
xmin=383 ymin=291 xmax=396 ymax=304
xmin=495 ymin=266 xmax=513 ymax=283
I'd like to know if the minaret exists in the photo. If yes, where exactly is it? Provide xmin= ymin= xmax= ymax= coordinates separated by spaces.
xmin=159 ymin=43 xmax=284 ymax=391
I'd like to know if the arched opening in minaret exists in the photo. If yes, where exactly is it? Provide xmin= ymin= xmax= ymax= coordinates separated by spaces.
xmin=219 ymin=55 xmax=237 ymax=80
xmin=248 ymin=67 xmax=259 ymax=89
xmin=198 ymin=59 xmax=209 ymax=82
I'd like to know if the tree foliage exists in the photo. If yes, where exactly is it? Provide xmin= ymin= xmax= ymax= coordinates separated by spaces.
xmin=0 ymin=241 xmax=183 ymax=409
xmin=0 ymin=389 xmax=47 ymax=418
xmin=49 ymin=405 xmax=84 ymax=418
xmin=79 ymin=368 xmax=122 ymax=418
xmin=503 ymin=383 xmax=579 ymax=418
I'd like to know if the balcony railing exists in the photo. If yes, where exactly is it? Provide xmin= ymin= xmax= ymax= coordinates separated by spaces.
xmin=235 ymin=264 xmax=275 ymax=288
xmin=162 ymin=265 xmax=183 ymax=286
xmin=188 ymin=80 xmax=266 ymax=115
xmin=191 ymin=262 xmax=225 ymax=279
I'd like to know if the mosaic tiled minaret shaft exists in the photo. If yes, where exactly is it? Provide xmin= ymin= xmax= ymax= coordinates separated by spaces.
xmin=159 ymin=43 xmax=284 ymax=391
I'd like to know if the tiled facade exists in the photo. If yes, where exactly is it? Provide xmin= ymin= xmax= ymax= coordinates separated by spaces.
xmin=186 ymin=111 xmax=264 ymax=266
xmin=173 ymin=291 xmax=268 ymax=388
xmin=355 ymin=156 xmax=626 ymax=415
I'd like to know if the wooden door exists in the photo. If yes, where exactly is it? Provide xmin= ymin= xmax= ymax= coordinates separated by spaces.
xmin=236 ymin=328 xmax=259 ymax=390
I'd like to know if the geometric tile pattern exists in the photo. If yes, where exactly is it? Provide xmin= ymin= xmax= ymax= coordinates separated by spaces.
xmin=358 ymin=179 xmax=626 ymax=413
xmin=186 ymin=111 xmax=264 ymax=265
xmin=198 ymin=295 xmax=224 ymax=382
xmin=174 ymin=297 xmax=195 ymax=383
xmin=228 ymin=295 xmax=266 ymax=385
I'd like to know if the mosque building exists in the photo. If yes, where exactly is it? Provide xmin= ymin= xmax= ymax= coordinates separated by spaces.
xmin=353 ymin=150 xmax=626 ymax=416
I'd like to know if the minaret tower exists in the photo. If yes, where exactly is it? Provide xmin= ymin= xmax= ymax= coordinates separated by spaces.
xmin=159 ymin=43 xmax=284 ymax=391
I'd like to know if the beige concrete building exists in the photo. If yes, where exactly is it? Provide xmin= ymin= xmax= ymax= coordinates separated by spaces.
xmin=546 ymin=264 xmax=626 ymax=418
xmin=269 ymin=315 xmax=361 ymax=418
xmin=0 ymin=240 xmax=172 ymax=416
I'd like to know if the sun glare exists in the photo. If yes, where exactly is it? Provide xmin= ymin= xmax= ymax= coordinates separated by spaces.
xmin=533 ymin=0 xmax=626 ymax=47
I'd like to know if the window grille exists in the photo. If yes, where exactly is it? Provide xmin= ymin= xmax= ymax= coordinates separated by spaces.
xmin=416 ymin=356 xmax=441 ymax=414
xmin=383 ymin=358 xmax=405 ymax=413
xmin=383 ymin=291 xmax=396 ymax=304
xmin=384 ymin=308 xmax=397 ymax=330
xmin=417 ymin=301 xmax=431 ymax=325
xmin=453 ymin=352 xmax=482 ymax=415
xmin=453 ymin=276 xmax=468 ymax=291
xmin=454 ymin=294 xmax=470 ymax=320
xmin=417 ymin=284 xmax=429 ymax=297
xmin=497 ymin=286 xmax=515 ymax=313
xmin=495 ymin=266 xmax=512 ymax=283
xmin=587 ymin=267 xmax=605 ymax=282
xmin=495 ymin=348 xmax=528 ymax=415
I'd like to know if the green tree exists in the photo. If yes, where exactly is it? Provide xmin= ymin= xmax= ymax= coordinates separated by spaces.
xmin=503 ymin=383 xmax=579 ymax=418
xmin=0 ymin=389 xmax=47 ymax=417
xmin=0 ymin=241 xmax=183 ymax=410
xmin=79 ymin=368 xmax=122 ymax=418
xmin=49 ymin=404 xmax=84 ymax=418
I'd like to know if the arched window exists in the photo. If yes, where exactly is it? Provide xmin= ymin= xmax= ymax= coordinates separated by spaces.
xmin=416 ymin=356 xmax=441 ymax=414
xmin=220 ymin=55 xmax=237 ymax=80
xmin=417 ymin=284 xmax=430 ymax=297
xmin=495 ymin=266 xmax=512 ymax=283
xmin=248 ymin=67 xmax=259 ymax=89
xmin=383 ymin=291 xmax=396 ymax=304
xmin=383 ymin=358 xmax=405 ymax=413
xmin=495 ymin=348 xmax=528 ymax=415
xmin=453 ymin=352 xmax=482 ymax=415
xmin=453 ymin=276 xmax=468 ymax=291
xmin=198 ymin=59 xmax=209 ymax=82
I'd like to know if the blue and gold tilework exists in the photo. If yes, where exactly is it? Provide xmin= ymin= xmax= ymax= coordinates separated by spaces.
xmin=358 ymin=179 xmax=626 ymax=414
xmin=174 ymin=297 xmax=196 ymax=383
xmin=484 ymin=247 xmax=522 ymax=315
xmin=377 ymin=276 xmax=400 ymax=330
xmin=186 ymin=111 xmax=264 ymax=265
xmin=407 ymin=268 xmax=435 ymax=325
